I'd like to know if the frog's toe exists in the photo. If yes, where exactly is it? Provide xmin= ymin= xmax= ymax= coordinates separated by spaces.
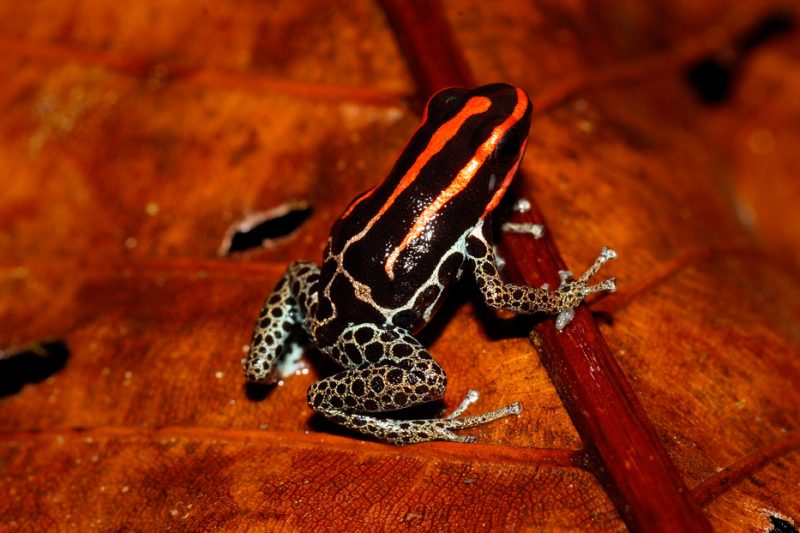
xmin=501 ymin=221 xmax=545 ymax=239
xmin=555 ymin=308 xmax=576 ymax=331
xmin=446 ymin=433 xmax=478 ymax=444
xmin=445 ymin=389 xmax=481 ymax=419
xmin=439 ymin=400 xmax=522 ymax=435
xmin=575 ymin=246 xmax=617 ymax=285
xmin=583 ymin=278 xmax=616 ymax=296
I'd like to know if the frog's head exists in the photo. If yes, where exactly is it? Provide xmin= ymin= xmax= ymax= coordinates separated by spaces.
xmin=420 ymin=83 xmax=532 ymax=218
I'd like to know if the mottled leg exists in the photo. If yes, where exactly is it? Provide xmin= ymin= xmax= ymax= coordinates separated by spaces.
xmin=468 ymin=221 xmax=616 ymax=330
xmin=243 ymin=261 xmax=319 ymax=384
xmin=307 ymin=323 xmax=520 ymax=445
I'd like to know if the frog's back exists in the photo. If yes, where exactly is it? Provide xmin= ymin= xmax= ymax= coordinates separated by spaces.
xmin=316 ymin=84 xmax=531 ymax=338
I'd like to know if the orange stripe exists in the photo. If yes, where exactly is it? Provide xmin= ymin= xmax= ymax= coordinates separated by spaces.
xmin=385 ymin=88 xmax=528 ymax=278
xmin=344 ymin=96 xmax=492 ymax=224
xmin=482 ymin=138 xmax=527 ymax=217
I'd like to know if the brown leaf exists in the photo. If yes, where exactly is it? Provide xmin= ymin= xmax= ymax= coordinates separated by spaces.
xmin=1 ymin=0 xmax=799 ymax=531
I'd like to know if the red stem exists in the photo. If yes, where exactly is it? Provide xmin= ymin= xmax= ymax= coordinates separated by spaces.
xmin=378 ymin=0 xmax=712 ymax=530
xmin=378 ymin=0 xmax=477 ymax=98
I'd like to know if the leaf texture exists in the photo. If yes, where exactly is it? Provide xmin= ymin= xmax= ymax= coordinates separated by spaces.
xmin=1 ymin=0 xmax=799 ymax=531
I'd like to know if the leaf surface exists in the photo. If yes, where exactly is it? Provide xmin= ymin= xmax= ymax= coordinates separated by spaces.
xmin=1 ymin=1 xmax=799 ymax=530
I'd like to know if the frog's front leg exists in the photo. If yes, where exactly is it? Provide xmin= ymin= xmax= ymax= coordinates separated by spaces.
xmin=468 ymin=220 xmax=616 ymax=330
xmin=307 ymin=323 xmax=520 ymax=445
xmin=244 ymin=261 xmax=319 ymax=384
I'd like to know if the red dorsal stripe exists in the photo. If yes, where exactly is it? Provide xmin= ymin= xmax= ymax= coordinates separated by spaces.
xmin=342 ymin=96 xmax=491 ymax=222
xmin=385 ymin=87 xmax=528 ymax=278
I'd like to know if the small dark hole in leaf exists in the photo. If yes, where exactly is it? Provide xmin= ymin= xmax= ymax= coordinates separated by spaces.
xmin=0 ymin=341 xmax=69 ymax=397
xmin=221 ymin=202 xmax=313 ymax=256
xmin=685 ymin=11 xmax=795 ymax=104
xmin=685 ymin=59 xmax=733 ymax=104
xmin=769 ymin=515 xmax=799 ymax=533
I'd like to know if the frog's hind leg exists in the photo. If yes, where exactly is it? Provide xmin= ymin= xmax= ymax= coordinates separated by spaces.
xmin=244 ymin=261 xmax=319 ymax=384
xmin=307 ymin=323 xmax=521 ymax=445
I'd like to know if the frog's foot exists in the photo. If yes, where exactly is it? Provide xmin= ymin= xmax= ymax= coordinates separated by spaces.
xmin=318 ymin=395 xmax=521 ymax=445
xmin=468 ymin=223 xmax=616 ymax=324
xmin=501 ymin=221 xmax=545 ymax=239
xmin=554 ymin=247 xmax=616 ymax=331
xmin=496 ymin=223 xmax=546 ymax=271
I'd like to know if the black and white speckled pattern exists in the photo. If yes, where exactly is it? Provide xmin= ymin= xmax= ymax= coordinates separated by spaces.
xmin=467 ymin=221 xmax=616 ymax=316
xmin=243 ymin=261 xmax=319 ymax=384
xmin=243 ymin=84 xmax=616 ymax=444
xmin=243 ymin=220 xmax=614 ymax=443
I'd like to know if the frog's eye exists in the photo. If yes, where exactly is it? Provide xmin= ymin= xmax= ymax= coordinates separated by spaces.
xmin=425 ymin=87 xmax=469 ymax=119
xmin=493 ymin=127 xmax=523 ymax=165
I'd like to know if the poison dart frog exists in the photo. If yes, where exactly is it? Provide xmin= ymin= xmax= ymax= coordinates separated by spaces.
xmin=244 ymin=83 xmax=616 ymax=444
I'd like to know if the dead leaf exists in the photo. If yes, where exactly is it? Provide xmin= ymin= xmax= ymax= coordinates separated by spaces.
xmin=1 ymin=0 xmax=799 ymax=530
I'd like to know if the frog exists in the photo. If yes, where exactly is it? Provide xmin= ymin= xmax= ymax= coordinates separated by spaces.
xmin=243 ymin=83 xmax=616 ymax=445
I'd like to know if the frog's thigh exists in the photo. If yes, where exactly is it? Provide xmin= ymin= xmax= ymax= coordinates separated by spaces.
xmin=307 ymin=323 xmax=446 ymax=414
xmin=244 ymin=261 xmax=319 ymax=384
xmin=308 ymin=323 xmax=522 ymax=444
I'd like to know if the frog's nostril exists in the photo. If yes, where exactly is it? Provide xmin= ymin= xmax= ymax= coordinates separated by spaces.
xmin=219 ymin=201 xmax=313 ymax=256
